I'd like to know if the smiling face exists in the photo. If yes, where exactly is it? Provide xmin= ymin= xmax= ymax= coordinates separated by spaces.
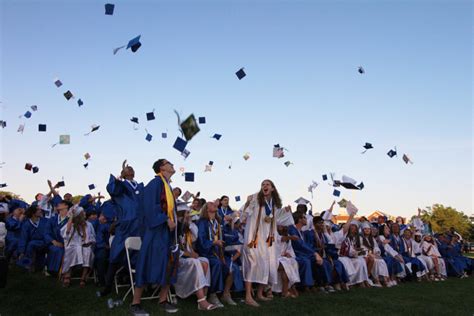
xmin=121 ymin=166 xmax=135 ymax=180
xmin=261 ymin=180 xmax=274 ymax=197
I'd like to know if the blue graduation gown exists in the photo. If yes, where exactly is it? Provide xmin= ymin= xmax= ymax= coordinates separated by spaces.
xmin=134 ymin=176 xmax=178 ymax=287
xmin=217 ymin=207 xmax=234 ymax=223
xmin=223 ymin=225 xmax=244 ymax=292
xmin=378 ymin=240 xmax=403 ymax=276
xmin=196 ymin=219 xmax=227 ymax=294
xmin=44 ymin=215 xmax=68 ymax=272
xmin=18 ymin=218 xmax=48 ymax=268
xmin=389 ymin=235 xmax=425 ymax=275
xmin=99 ymin=200 xmax=118 ymax=223
xmin=438 ymin=242 xmax=466 ymax=277
xmin=79 ymin=195 xmax=102 ymax=216
xmin=305 ymin=230 xmax=340 ymax=285
xmin=288 ymin=225 xmax=316 ymax=287
xmin=5 ymin=217 xmax=23 ymax=257
xmin=106 ymin=175 xmax=144 ymax=264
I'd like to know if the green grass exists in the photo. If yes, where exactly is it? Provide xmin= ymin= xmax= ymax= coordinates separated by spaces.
xmin=1 ymin=266 xmax=473 ymax=316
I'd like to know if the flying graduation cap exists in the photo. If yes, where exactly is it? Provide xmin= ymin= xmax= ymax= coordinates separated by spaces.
xmin=64 ymin=90 xmax=73 ymax=100
xmin=173 ymin=137 xmax=188 ymax=153
xmin=180 ymin=114 xmax=200 ymax=141
xmin=24 ymin=111 xmax=32 ymax=119
xmin=243 ymin=153 xmax=250 ymax=161
xmin=308 ymin=181 xmax=318 ymax=198
xmin=294 ymin=197 xmax=310 ymax=205
xmin=358 ymin=66 xmax=365 ymax=74
xmin=54 ymin=79 xmax=63 ymax=87
xmin=387 ymin=147 xmax=397 ymax=158
xmin=184 ymin=172 xmax=195 ymax=182
xmin=235 ymin=68 xmax=246 ymax=80
xmin=361 ymin=142 xmax=373 ymax=154
xmin=30 ymin=105 xmax=38 ymax=111
xmin=146 ymin=110 xmax=155 ymax=121
xmin=105 ymin=3 xmax=115 ymax=15
xmin=211 ymin=134 xmax=222 ymax=140
xmin=273 ymin=144 xmax=286 ymax=158
xmin=402 ymin=154 xmax=413 ymax=164
xmin=77 ymin=99 xmax=83 ymax=107
xmin=145 ymin=130 xmax=153 ymax=142
xmin=84 ymin=125 xmax=100 ymax=136
xmin=333 ymin=189 xmax=341 ymax=197
xmin=0 ymin=120 xmax=6 ymax=128
xmin=38 ymin=124 xmax=47 ymax=132
xmin=284 ymin=161 xmax=293 ymax=167
xmin=198 ymin=117 xmax=206 ymax=124
xmin=235 ymin=196 xmax=241 ymax=202
xmin=130 ymin=117 xmax=139 ymax=124
xmin=84 ymin=153 xmax=91 ymax=160
xmin=52 ymin=135 xmax=70 ymax=147
xmin=127 ymin=35 xmax=141 ymax=53
xmin=88 ymin=184 xmax=96 ymax=190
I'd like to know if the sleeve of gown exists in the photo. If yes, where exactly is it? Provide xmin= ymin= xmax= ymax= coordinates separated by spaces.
xmin=275 ymin=207 xmax=294 ymax=226
xmin=196 ymin=220 xmax=214 ymax=255
xmin=289 ymin=226 xmax=315 ymax=256
xmin=106 ymin=174 xmax=124 ymax=198
xmin=44 ymin=218 xmax=55 ymax=245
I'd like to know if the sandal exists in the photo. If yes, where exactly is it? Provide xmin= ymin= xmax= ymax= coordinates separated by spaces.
xmin=80 ymin=278 xmax=86 ymax=288
xmin=197 ymin=297 xmax=218 ymax=311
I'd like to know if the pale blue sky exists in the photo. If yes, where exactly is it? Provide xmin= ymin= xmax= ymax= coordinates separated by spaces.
xmin=1 ymin=0 xmax=472 ymax=218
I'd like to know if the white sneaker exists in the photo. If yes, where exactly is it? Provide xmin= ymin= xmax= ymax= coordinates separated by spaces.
xmin=208 ymin=294 xmax=224 ymax=308
xmin=325 ymin=286 xmax=336 ymax=293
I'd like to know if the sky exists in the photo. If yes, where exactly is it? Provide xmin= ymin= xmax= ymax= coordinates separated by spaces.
xmin=0 ymin=0 xmax=472 ymax=218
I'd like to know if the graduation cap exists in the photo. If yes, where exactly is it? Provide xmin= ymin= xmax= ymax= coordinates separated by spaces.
xmin=24 ymin=111 xmax=32 ymax=119
xmin=59 ymin=135 xmax=70 ymax=144
xmin=204 ymin=164 xmax=212 ymax=172
xmin=198 ymin=117 xmax=206 ymax=124
xmin=146 ymin=110 xmax=155 ymax=121
xmin=127 ymin=35 xmax=141 ymax=53
xmin=322 ymin=174 xmax=328 ymax=181
xmin=333 ymin=189 xmax=341 ymax=197
xmin=295 ymin=197 xmax=310 ymax=205
xmin=38 ymin=124 xmax=47 ymax=132
xmin=184 ymin=172 xmax=195 ymax=182
xmin=337 ymin=198 xmax=348 ymax=208
xmin=173 ymin=137 xmax=188 ymax=153
xmin=84 ymin=153 xmax=91 ymax=160
xmin=64 ymin=90 xmax=73 ymax=100
xmin=105 ymin=3 xmax=115 ymax=15
xmin=357 ymin=182 xmax=364 ymax=190
xmin=181 ymin=149 xmax=191 ymax=159
xmin=362 ymin=142 xmax=373 ymax=154
xmin=273 ymin=144 xmax=285 ymax=158
xmin=0 ymin=183 xmax=6 ymax=188
xmin=387 ymin=148 xmax=397 ymax=158
xmin=284 ymin=161 xmax=292 ymax=167
xmin=338 ymin=176 xmax=361 ymax=190
xmin=31 ymin=105 xmax=38 ymax=111
xmin=145 ymin=132 xmax=153 ymax=142
xmin=235 ymin=67 xmax=246 ymax=80
xmin=83 ymin=162 xmax=89 ymax=169
xmin=17 ymin=124 xmax=25 ymax=133
xmin=56 ymin=181 xmax=65 ymax=187
xmin=88 ymin=184 xmax=96 ymax=190
xmin=243 ymin=153 xmax=250 ymax=161
xmin=403 ymin=154 xmax=413 ymax=164
xmin=182 ymin=191 xmax=193 ymax=202
xmin=161 ymin=132 xmax=167 ymax=138
xmin=25 ymin=163 xmax=33 ymax=171
xmin=209 ymin=161 xmax=214 ymax=166
xmin=84 ymin=125 xmax=100 ymax=135
xmin=77 ymin=99 xmax=83 ymax=107
xmin=32 ymin=166 xmax=39 ymax=174
xmin=308 ymin=181 xmax=318 ymax=198
xmin=0 ymin=120 xmax=6 ymax=128
xmin=180 ymin=114 xmax=200 ymax=141
xmin=235 ymin=196 xmax=241 ymax=202
xmin=130 ymin=117 xmax=139 ymax=124
xmin=54 ymin=79 xmax=63 ymax=87
xmin=358 ymin=66 xmax=365 ymax=74
xmin=212 ymin=133 xmax=222 ymax=140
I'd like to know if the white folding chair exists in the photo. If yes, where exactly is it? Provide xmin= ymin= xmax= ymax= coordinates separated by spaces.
xmin=122 ymin=237 xmax=160 ymax=302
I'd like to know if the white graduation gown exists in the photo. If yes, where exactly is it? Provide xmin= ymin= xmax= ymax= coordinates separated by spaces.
xmin=421 ymin=241 xmax=447 ymax=276
xmin=340 ymin=237 xmax=370 ymax=285
xmin=360 ymin=236 xmax=389 ymax=278
xmin=413 ymin=240 xmax=433 ymax=271
xmin=325 ymin=230 xmax=356 ymax=277
xmin=82 ymin=222 xmax=96 ymax=268
xmin=61 ymin=225 xmax=84 ymax=273
xmin=272 ymin=234 xmax=300 ymax=293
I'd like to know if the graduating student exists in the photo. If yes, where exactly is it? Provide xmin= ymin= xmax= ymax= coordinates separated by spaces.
xmin=223 ymin=217 xmax=245 ymax=294
xmin=81 ymin=211 xmax=96 ymax=287
xmin=413 ymin=232 xmax=436 ymax=279
xmin=217 ymin=195 xmax=234 ymax=227
xmin=17 ymin=205 xmax=48 ymax=272
xmin=437 ymin=234 xmax=465 ymax=277
xmin=421 ymin=234 xmax=447 ymax=280
xmin=377 ymin=224 xmax=405 ymax=285
xmin=131 ymin=159 xmax=179 ymax=315
xmin=241 ymin=179 xmax=293 ymax=307
xmin=44 ymin=200 xmax=72 ymax=275
xmin=94 ymin=212 xmax=111 ymax=286
xmin=37 ymin=180 xmax=63 ymax=219
xmin=79 ymin=194 xmax=104 ymax=217
xmin=359 ymin=222 xmax=390 ymax=287
xmin=5 ymin=201 xmax=26 ymax=261
xmin=99 ymin=160 xmax=144 ymax=297
xmin=295 ymin=199 xmax=313 ymax=232
xmin=339 ymin=222 xmax=370 ymax=287
xmin=196 ymin=201 xmax=236 ymax=307
xmin=272 ymin=225 xmax=300 ymax=298
xmin=175 ymin=208 xmax=217 ymax=311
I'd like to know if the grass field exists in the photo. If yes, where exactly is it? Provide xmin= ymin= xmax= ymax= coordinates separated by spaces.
xmin=1 ymin=266 xmax=473 ymax=316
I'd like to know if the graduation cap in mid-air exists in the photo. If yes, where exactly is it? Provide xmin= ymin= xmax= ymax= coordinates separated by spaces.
xmin=0 ymin=183 xmax=7 ymax=188
xmin=235 ymin=67 xmax=246 ymax=80
xmin=403 ymin=154 xmax=413 ymax=164
xmin=358 ymin=66 xmax=365 ymax=74
xmin=24 ymin=111 xmax=32 ymax=119
xmin=333 ymin=189 xmax=341 ymax=197
xmin=145 ymin=131 xmax=153 ymax=142
xmin=88 ymin=184 xmax=96 ymax=190
xmin=77 ymin=99 xmax=83 ymax=107
xmin=130 ymin=117 xmax=139 ymax=124
xmin=83 ymin=162 xmax=89 ymax=169
xmin=56 ymin=181 xmax=65 ymax=187
xmin=105 ymin=3 xmax=115 ymax=15
xmin=32 ymin=166 xmax=39 ymax=174
xmin=52 ymin=135 xmax=71 ymax=147
xmin=211 ymin=134 xmax=222 ymax=140
xmin=295 ymin=197 xmax=310 ymax=205
xmin=17 ymin=124 xmax=25 ymax=133
xmin=284 ymin=161 xmax=292 ymax=167
xmin=173 ymin=137 xmax=188 ymax=153
xmin=161 ymin=132 xmax=167 ymax=138
xmin=84 ymin=153 xmax=91 ymax=160
xmin=243 ymin=153 xmax=250 ymax=161
xmin=235 ymin=196 xmax=241 ymax=202
xmin=180 ymin=114 xmax=200 ymax=141
xmin=387 ymin=148 xmax=397 ymax=158
xmin=127 ymin=35 xmax=141 ymax=53
xmin=308 ymin=181 xmax=318 ymax=198
xmin=0 ymin=120 xmax=6 ymax=128
xmin=63 ymin=90 xmax=73 ymax=100
xmin=146 ymin=110 xmax=155 ymax=121
xmin=25 ymin=163 xmax=33 ymax=171
xmin=31 ymin=105 xmax=38 ymax=111
xmin=322 ymin=174 xmax=328 ymax=181
xmin=273 ymin=144 xmax=285 ymax=158
xmin=84 ymin=125 xmax=100 ymax=136
xmin=184 ymin=172 xmax=195 ymax=182
xmin=337 ymin=198 xmax=348 ymax=208
xmin=54 ymin=79 xmax=63 ymax=87
xmin=362 ymin=142 xmax=373 ymax=154
xmin=198 ymin=117 xmax=206 ymax=124
xmin=38 ymin=124 xmax=47 ymax=132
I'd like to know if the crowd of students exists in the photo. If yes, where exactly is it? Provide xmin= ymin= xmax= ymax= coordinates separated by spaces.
xmin=0 ymin=159 xmax=472 ymax=315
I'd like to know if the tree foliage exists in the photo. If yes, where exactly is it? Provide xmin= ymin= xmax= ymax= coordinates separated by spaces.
xmin=421 ymin=204 xmax=473 ymax=239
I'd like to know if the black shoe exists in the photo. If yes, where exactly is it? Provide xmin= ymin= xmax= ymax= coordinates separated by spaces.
xmin=159 ymin=301 xmax=178 ymax=313
xmin=129 ymin=304 xmax=149 ymax=316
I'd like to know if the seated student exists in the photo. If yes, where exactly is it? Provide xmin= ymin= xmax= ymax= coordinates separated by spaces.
xmin=175 ymin=209 xmax=217 ymax=311
xmin=196 ymin=201 xmax=236 ymax=307
xmin=421 ymin=234 xmax=447 ymax=280
xmin=37 ymin=180 xmax=63 ymax=219
xmin=377 ymin=224 xmax=405 ymax=285
xmin=389 ymin=223 xmax=426 ymax=281
xmin=413 ymin=231 xmax=436 ymax=280
xmin=339 ymin=221 xmax=370 ymax=288
xmin=5 ymin=201 xmax=27 ymax=261
xmin=44 ymin=200 xmax=72 ymax=275
xmin=450 ymin=235 xmax=473 ymax=276
xmin=94 ymin=212 xmax=111 ymax=286
xmin=223 ymin=217 xmax=245 ymax=294
xmin=307 ymin=216 xmax=349 ymax=291
xmin=437 ymin=233 xmax=466 ymax=278
xmin=359 ymin=222 xmax=390 ymax=287
xmin=17 ymin=204 xmax=48 ymax=272
xmin=401 ymin=228 xmax=428 ymax=281
xmin=81 ymin=211 xmax=96 ymax=287
xmin=60 ymin=206 xmax=90 ymax=287
xmin=217 ymin=196 xmax=234 ymax=227
xmin=272 ymin=225 xmax=300 ymax=298
xmin=287 ymin=212 xmax=325 ymax=292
